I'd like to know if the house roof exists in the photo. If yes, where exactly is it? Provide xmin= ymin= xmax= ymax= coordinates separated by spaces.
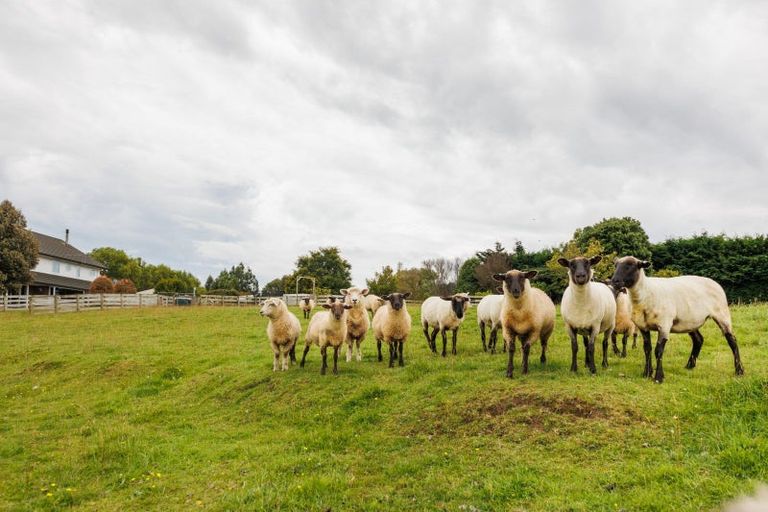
xmin=31 ymin=271 xmax=92 ymax=291
xmin=31 ymin=231 xmax=105 ymax=268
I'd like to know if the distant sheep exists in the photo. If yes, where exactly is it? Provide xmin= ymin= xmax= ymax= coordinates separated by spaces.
xmin=421 ymin=293 xmax=471 ymax=356
xmin=259 ymin=298 xmax=301 ymax=371
xmin=341 ymin=286 xmax=370 ymax=362
xmin=611 ymin=255 xmax=744 ymax=383
xmin=300 ymin=299 xmax=352 ymax=375
xmin=372 ymin=292 xmax=412 ymax=367
xmin=492 ymin=270 xmax=555 ymax=378
xmin=365 ymin=294 xmax=385 ymax=315
xmin=477 ymin=294 xmax=504 ymax=353
xmin=603 ymin=281 xmax=638 ymax=358
xmin=558 ymin=256 xmax=616 ymax=373
xmin=300 ymin=297 xmax=315 ymax=319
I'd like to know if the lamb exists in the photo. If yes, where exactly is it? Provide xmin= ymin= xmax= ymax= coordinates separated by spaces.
xmin=603 ymin=281 xmax=638 ymax=358
xmin=364 ymin=294 xmax=385 ymax=315
xmin=477 ymin=294 xmax=504 ymax=353
xmin=558 ymin=256 xmax=617 ymax=373
xmin=340 ymin=286 xmax=370 ymax=362
xmin=420 ymin=293 xmax=471 ymax=356
xmin=611 ymin=255 xmax=744 ymax=383
xmin=492 ymin=270 xmax=555 ymax=378
xmin=259 ymin=298 xmax=301 ymax=371
xmin=300 ymin=298 xmax=353 ymax=375
xmin=299 ymin=297 xmax=315 ymax=319
xmin=372 ymin=292 xmax=412 ymax=367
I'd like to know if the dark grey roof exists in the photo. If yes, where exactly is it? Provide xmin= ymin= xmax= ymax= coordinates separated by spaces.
xmin=31 ymin=231 xmax=105 ymax=268
xmin=31 ymin=271 xmax=92 ymax=291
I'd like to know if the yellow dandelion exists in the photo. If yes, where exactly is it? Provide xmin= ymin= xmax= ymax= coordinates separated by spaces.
xmin=46 ymin=492 xmax=53 ymax=497
xmin=50 ymin=483 xmax=56 ymax=487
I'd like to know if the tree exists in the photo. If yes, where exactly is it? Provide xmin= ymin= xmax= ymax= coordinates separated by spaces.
xmin=0 ymin=200 xmax=39 ymax=293
xmin=294 ymin=247 xmax=352 ymax=293
xmin=208 ymin=262 xmax=259 ymax=294
xmin=456 ymin=257 xmax=481 ymax=293
xmin=89 ymin=247 xmax=132 ymax=279
xmin=262 ymin=278 xmax=285 ymax=296
xmin=87 ymin=247 xmax=199 ymax=291
xmin=422 ymin=257 xmax=462 ymax=296
xmin=89 ymin=275 xmax=114 ymax=293
xmin=155 ymin=277 xmax=189 ymax=293
xmin=205 ymin=275 xmax=214 ymax=289
xmin=366 ymin=265 xmax=398 ymax=296
xmin=394 ymin=265 xmax=437 ymax=300
xmin=475 ymin=252 xmax=512 ymax=292
xmin=573 ymin=217 xmax=651 ymax=259
xmin=113 ymin=278 xmax=137 ymax=294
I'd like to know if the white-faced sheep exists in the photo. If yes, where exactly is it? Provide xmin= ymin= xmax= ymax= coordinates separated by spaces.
xmin=340 ymin=286 xmax=370 ymax=362
xmin=558 ymin=256 xmax=617 ymax=374
xmin=300 ymin=299 xmax=353 ymax=375
xmin=259 ymin=298 xmax=301 ymax=371
xmin=477 ymin=294 xmax=504 ymax=353
xmin=364 ymin=294 xmax=385 ymax=316
xmin=603 ymin=281 xmax=638 ymax=358
xmin=492 ymin=270 xmax=555 ymax=378
xmin=299 ymin=297 xmax=315 ymax=319
xmin=421 ymin=293 xmax=471 ymax=356
xmin=372 ymin=292 xmax=412 ymax=367
xmin=611 ymin=255 xmax=744 ymax=383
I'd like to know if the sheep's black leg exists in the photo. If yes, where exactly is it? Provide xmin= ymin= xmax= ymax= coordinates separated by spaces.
xmin=480 ymin=321 xmax=487 ymax=352
xmin=653 ymin=331 xmax=669 ymax=383
xmin=451 ymin=329 xmax=458 ymax=355
xmin=506 ymin=331 xmax=516 ymax=378
xmin=388 ymin=342 xmax=395 ymax=368
xmin=540 ymin=332 xmax=549 ymax=364
xmin=621 ymin=333 xmax=628 ymax=358
xmin=490 ymin=328 xmax=498 ymax=354
xmin=632 ymin=332 xmax=638 ymax=349
xmin=641 ymin=330 xmax=653 ymax=378
xmin=568 ymin=327 xmax=578 ymax=372
xmin=422 ymin=324 xmax=431 ymax=350
xmin=725 ymin=332 xmax=745 ymax=376
xmin=601 ymin=332 xmax=609 ymax=368
xmin=430 ymin=328 xmax=439 ymax=353
xmin=441 ymin=329 xmax=448 ymax=357
xmin=587 ymin=333 xmax=597 ymax=374
xmin=332 ymin=346 xmax=340 ymax=375
xmin=611 ymin=331 xmax=620 ymax=356
xmin=300 ymin=345 xmax=310 ymax=368
xmin=521 ymin=337 xmax=531 ymax=375
xmin=320 ymin=347 xmax=328 ymax=375
xmin=686 ymin=330 xmax=704 ymax=369
xmin=289 ymin=344 xmax=296 ymax=363
xmin=377 ymin=340 xmax=383 ymax=362
xmin=582 ymin=335 xmax=590 ymax=367
xmin=398 ymin=340 xmax=404 ymax=367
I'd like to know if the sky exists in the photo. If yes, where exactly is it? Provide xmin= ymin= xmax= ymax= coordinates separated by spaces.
xmin=1 ymin=1 xmax=767 ymax=287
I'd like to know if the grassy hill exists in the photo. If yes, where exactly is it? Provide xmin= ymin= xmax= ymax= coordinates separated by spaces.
xmin=1 ymin=303 xmax=767 ymax=511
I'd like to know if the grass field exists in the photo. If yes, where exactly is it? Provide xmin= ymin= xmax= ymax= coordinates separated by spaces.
xmin=1 ymin=303 xmax=767 ymax=511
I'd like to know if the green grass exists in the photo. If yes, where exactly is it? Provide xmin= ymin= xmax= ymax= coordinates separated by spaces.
xmin=1 ymin=303 xmax=767 ymax=511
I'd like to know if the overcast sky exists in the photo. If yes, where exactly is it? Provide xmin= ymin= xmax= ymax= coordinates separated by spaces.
xmin=1 ymin=1 xmax=767 ymax=287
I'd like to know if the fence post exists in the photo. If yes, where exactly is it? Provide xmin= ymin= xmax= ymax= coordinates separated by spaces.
xmin=139 ymin=294 xmax=143 ymax=308
xmin=2 ymin=293 xmax=6 ymax=312
xmin=120 ymin=294 xmax=124 ymax=309
xmin=157 ymin=295 xmax=161 ymax=307
xmin=29 ymin=296 xmax=34 ymax=314
xmin=100 ymin=293 xmax=105 ymax=311
xmin=76 ymin=295 xmax=81 ymax=312
xmin=54 ymin=295 xmax=59 ymax=314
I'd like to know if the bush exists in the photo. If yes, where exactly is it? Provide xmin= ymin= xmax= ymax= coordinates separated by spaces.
xmin=89 ymin=275 xmax=114 ymax=293
xmin=113 ymin=278 xmax=137 ymax=294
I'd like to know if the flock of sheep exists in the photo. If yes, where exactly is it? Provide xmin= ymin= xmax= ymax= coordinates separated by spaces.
xmin=258 ymin=255 xmax=745 ymax=383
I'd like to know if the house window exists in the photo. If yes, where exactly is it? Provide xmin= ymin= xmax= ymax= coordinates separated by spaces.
xmin=65 ymin=264 xmax=71 ymax=272
xmin=52 ymin=261 xmax=60 ymax=273
xmin=76 ymin=268 xmax=81 ymax=277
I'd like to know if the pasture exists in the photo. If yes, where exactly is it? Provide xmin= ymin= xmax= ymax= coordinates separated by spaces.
xmin=1 ymin=303 xmax=767 ymax=511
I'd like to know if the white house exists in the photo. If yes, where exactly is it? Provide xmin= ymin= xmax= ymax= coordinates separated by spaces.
xmin=27 ymin=230 xmax=106 ymax=295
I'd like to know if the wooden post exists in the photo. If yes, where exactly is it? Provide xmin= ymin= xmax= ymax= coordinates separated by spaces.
xmin=120 ymin=294 xmax=124 ymax=309
xmin=29 ymin=295 xmax=34 ymax=314
xmin=139 ymin=294 xmax=143 ymax=308
xmin=54 ymin=295 xmax=59 ymax=314
xmin=76 ymin=295 xmax=81 ymax=312
xmin=2 ymin=293 xmax=6 ymax=312
xmin=100 ymin=293 xmax=105 ymax=311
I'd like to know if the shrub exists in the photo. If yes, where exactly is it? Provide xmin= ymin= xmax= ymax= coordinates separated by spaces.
xmin=89 ymin=275 xmax=114 ymax=293
xmin=113 ymin=278 xmax=137 ymax=294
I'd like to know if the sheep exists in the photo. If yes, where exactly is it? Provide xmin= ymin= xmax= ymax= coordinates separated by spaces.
xmin=492 ymin=270 xmax=555 ymax=378
xmin=340 ymin=286 xmax=370 ymax=362
xmin=300 ymin=298 xmax=353 ymax=375
xmin=603 ymin=281 xmax=638 ymax=358
xmin=259 ymin=298 xmax=301 ymax=371
xmin=364 ymin=294 xmax=385 ymax=315
xmin=299 ymin=297 xmax=315 ymax=319
xmin=557 ymin=256 xmax=617 ymax=373
xmin=722 ymin=486 xmax=768 ymax=512
xmin=477 ymin=294 xmax=504 ymax=353
xmin=420 ymin=293 xmax=471 ymax=357
xmin=611 ymin=255 xmax=745 ymax=383
xmin=372 ymin=292 xmax=412 ymax=367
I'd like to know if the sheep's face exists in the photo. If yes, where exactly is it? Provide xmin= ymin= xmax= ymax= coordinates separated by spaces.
xmin=382 ymin=292 xmax=411 ymax=311
xmin=493 ymin=270 xmax=537 ymax=299
xmin=558 ymin=256 xmax=601 ymax=286
xmin=341 ymin=287 xmax=369 ymax=307
xmin=259 ymin=299 xmax=281 ymax=317
xmin=323 ymin=300 xmax=352 ymax=320
xmin=302 ymin=298 xmax=310 ymax=306
xmin=611 ymin=256 xmax=651 ymax=289
xmin=441 ymin=294 xmax=470 ymax=319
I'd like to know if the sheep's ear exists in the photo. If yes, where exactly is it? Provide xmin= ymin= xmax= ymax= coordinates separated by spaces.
xmin=440 ymin=296 xmax=453 ymax=301
xmin=638 ymin=260 xmax=651 ymax=269
xmin=524 ymin=270 xmax=538 ymax=279
xmin=619 ymin=287 xmax=628 ymax=294
xmin=381 ymin=295 xmax=390 ymax=301
xmin=343 ymin=304 xmax=353 ymax=309
xmin=557 ymin=258 xmax=569 ymax=268
xmin=322 ymin=303 xmax=332 ymax=309
xmin=402 ymin=292 xmax=411 ymax=299
xmin=361 ymin=288 xmax=369 ymax=296
xmin=340 ymin=289 xmax=348 ymax=295
xmin=492 ymin=273 xmax=505 ymax=281
xmin=496 ymin=286 xmax=503 ymax=293
xmin=589 ymin=255 xmax=602 ymax=266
